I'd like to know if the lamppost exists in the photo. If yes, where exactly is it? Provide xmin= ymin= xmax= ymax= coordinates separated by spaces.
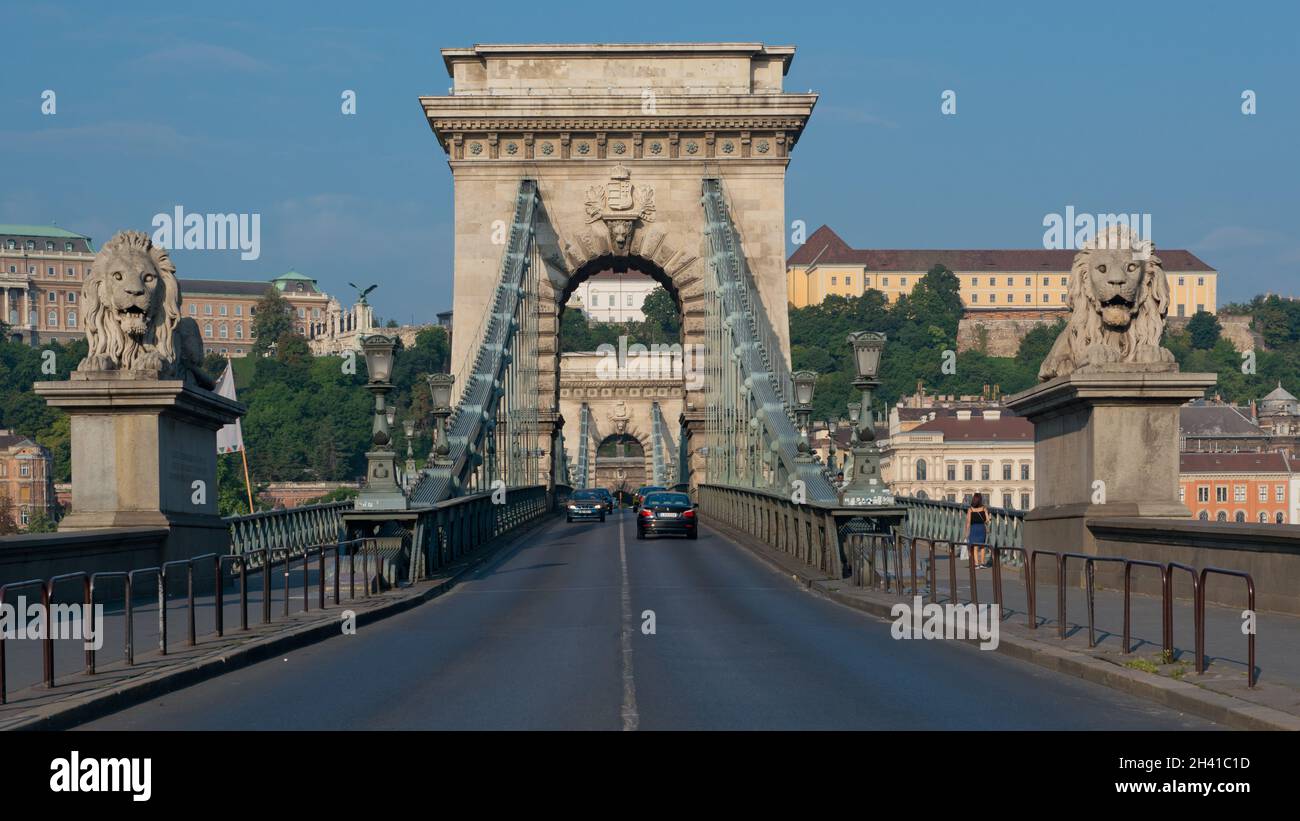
xmin=426 ymin=373 xmax=455 ymax=468
xmin=356 ymin=334 xmax=406 ymax=510
xmin=792 ymin=370 xmax=817 ymax=463
xmin=403 ymin=418 xmax=416 ymax=491
xmin=841 ymin=331 xmax=890 ymax=505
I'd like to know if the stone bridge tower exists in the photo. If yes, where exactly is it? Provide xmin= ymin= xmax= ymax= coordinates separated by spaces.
xmin=421 ymin=43 xmax=816 ymax=485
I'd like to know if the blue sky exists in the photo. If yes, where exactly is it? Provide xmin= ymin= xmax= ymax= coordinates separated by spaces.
xmin=3 ymin=0 xmax=1297 ymax=323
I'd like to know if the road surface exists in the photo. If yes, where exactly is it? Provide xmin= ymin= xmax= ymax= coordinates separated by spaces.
xmin=80 ymin=510 xmax=1216 ymax=730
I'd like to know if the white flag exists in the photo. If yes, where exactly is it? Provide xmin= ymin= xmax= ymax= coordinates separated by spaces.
xmin=214 ymin=360 xmax=245 ymax=454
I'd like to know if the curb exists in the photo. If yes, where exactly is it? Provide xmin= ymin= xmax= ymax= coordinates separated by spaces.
xmin=709 ymin=519 xmax=1300 ymax=732
xmin=5 ymin=514 xmax=559 ymax=731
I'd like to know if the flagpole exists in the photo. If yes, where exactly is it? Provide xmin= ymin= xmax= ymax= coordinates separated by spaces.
xmin=240 ymin=447 xmax=255 ymax=514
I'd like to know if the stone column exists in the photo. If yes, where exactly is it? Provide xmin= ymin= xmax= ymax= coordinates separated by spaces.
xmin=35 ymin=373 xmax=245 ymax=561
xmin=1006 ymin=365 xmax=1215 ymax=554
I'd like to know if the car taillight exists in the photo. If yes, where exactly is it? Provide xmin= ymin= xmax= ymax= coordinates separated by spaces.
xmin=639 ymin=508 xmax=652 ymax=518
xmin=684 ymin=509 xmax=695 ymax=518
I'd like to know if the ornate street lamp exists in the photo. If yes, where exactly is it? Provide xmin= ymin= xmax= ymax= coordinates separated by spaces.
xmin=426 ymin=373 xmax=455 ymax=467
xmin=356 ymin=334 xmax=406 ymax=510
xmin=841 ymin=331 xmax=892 ymax=506
xmin=403 ymin=418 xmax=416 ymax=491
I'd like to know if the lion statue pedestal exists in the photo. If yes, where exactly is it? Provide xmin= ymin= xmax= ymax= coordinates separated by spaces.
xmin=1005 ymin=227 xmax=1216 ymax=558
xmin=33 ymin=230 xmax=244 ymax=562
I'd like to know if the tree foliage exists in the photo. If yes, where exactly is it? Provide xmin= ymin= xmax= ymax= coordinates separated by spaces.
xmin=252 ymin=286 xmax=295 ymax=355
xmin=1187 ymin=310 xmax=1221 ymax=350
xmin=561 ymin=285 xmax=682 ymax=352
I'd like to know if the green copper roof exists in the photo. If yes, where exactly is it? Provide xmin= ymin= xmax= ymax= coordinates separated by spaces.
xmin=274 ymin=270 xmax=315 ymax=281
xmin=0 ymin=224 xmax=91 ymax=239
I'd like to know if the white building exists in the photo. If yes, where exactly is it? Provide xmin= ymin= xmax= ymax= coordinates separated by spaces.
xmin=570 ymin=271 xmax=660 ymax=323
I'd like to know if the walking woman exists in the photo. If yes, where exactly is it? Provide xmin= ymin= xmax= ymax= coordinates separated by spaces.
xmin=965 ymin=493 xmax=990 ymax=568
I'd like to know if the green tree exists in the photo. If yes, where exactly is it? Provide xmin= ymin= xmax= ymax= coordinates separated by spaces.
xmin=1187 ymin=310 xmax=1222 ymax=350
xmin=24 ymin=510 xmax=58 ymax=533
xmin=252 ymin=287 xmax=295 ymax=355
xmin=640 ymin=286 xmax=681 ymax=343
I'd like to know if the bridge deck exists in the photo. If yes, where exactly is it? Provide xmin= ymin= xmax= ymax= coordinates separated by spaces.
xmin=77 ymin=511 xmax=1212 ymax=730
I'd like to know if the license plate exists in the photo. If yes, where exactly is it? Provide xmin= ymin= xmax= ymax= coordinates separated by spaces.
xmin=658 ymin=511 xmax=678 ymax=518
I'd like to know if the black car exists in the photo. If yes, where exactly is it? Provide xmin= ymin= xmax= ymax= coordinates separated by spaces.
xmin=593 ymin=488 xmax=615 ymax=513
xmin=633 ymin=485 xmax=667 ymax=511
xmin=636 ymin=491 xmax=698 ymax=540
xmin=566 ymin=489 xmax=607 ymax=523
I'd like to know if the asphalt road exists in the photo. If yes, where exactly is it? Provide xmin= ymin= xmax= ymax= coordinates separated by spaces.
xmin=79 ymin=510 xmax=1216 ymax=730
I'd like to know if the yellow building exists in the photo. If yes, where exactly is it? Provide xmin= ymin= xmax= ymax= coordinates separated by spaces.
xmin=787 ymin=225 xmax=1218 ymax=318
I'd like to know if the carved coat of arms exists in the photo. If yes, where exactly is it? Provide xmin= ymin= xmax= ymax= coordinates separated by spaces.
xmin=585 ymin=164 xmax=655 ymax=254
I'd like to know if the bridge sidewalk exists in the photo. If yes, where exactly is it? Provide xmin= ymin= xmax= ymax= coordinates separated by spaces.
xmin=0 ymin=515 xmax=555 ymax=731
xmin=708 ymin=521 xmax=1300 ymax=731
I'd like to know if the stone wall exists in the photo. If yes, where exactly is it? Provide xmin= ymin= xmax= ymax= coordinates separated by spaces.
xmin=1167 ymin=313 xmax=1262 ymax=353
xmin=0 ymin=527 xmax=169 ymax=588
xmin=956 ymin=311 xmax=1064 ymax=356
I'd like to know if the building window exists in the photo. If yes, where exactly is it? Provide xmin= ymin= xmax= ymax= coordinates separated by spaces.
xmin=831 ymin=276 xmax=837 ymax=285
xmin=980 ymin=464 xmax=990 ymax=481
xmin=990 ymin=293 xmax=997 ymax=303
xmin=205 ymin=304 xmax=213 ymax=315
xmin=65 ymin=242 xmax=73 ymax=251
xmin=1235 ymin=511 xmax=1246 ymax=523
xmin=45 ymin=241 xmax=54 ymax=251
xmin=1042 ymin=294 xmax=1049 ymax=302
xmin=219 ymin=324 xmax=228 ymax=339
xmin=189 ymin=304 xmax=197 ymax=316
xmin=1061 ymin=277 xmax=1068 ymax=286
xmin=882 ymin=277 xmax=889 ymax=286
xmin=66 ymin=267 xmax=76 ymax=277
xmin=971 ymin=294 xmax=978 ymax=303
xmin=1197 ymin=486 xmax=1209 ymax=503
xmin=1002 ymin=463 xmax=1012 ymax=481
xmin=901 ymin=277 xmax=908 ymax=286
xmin=947 ymin=464 xmax=956 ymax=481
xmin=1020 ymin=493 xmax=1031 ymax=509
xmin=1277 ymin=512 xmax=1285 ymax=524
xmin=1259 ymin=486 xmax=1268 ymax=502
xmin=67 ymin=310 xmax=76 ymax=328
xmin=47 ymin=292 xmax=56 ymax=303
xmin=47 ymin=266 xmax=55 ymax=275
xmin=20 ymin=463 xmax=30 ymax=477
xmin=1216 ymin=511 xmax=1227 ymax=522
xmin=962 ymin=493 xmax=972 ymax=505
xmin=1177 ymin=305 xmax=1185 ymax=317
xmin=47 ymin=310 xmax=57 ymax=326
xmin=4 ymin=240 xmax=13 ymax=249
xmin=297 ymin=308 xmax=305 ymax=318
xmin=204 ymin=324 xmax=213 ymax=338
xmin=1024 ymin=293 xmax=1031 ymax=303
xmin=1020 ymin=464 xmax=1030 ymax=481
xmin=235 ymin=306 xmax=243 ymax=316
xmin=1259 ymin=512 xmax=1269 ymax=523
xmin=1178 ymin=277 xmax=1185 ymax=285
xmin=1196 ymin=304 xmax=1204 ymax=313
xmin=67 ymin=292 xmax=76 ymax=304
xmin=1060 ymin=293 xmax=1067 ymax=302
xmin=1276 ymin=485 xmax=1285 ymax=502
xmin=235 ymin=323 xmax=243 ymax=339
xmin=1179 ymin=487 xmax=1186 ymax=503
xmin=963 ymin=465 xmax=973 ymax=481
xmin=220 ymin=305 xmax=228 ymax=316
xmin=1234 ymin=485 xmax=1247 ymax=502
xmin=1216 ymin=486 xmax=1228 ymax=503
xmin=1198 ymin=511 xmax=1208 ymax=520
xmin=1002 ymin=493 xmax=1013 ymax=509
xmin=915 ymin=459 xmax=927 ymax=481
xmin=1197 ymin=277 xmax=1204 ymax=286
xmin=845 ymin=276 xmax=851 ymax=286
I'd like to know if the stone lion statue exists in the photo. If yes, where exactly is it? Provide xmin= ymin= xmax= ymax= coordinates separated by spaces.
xmin=1038 ymin=226 xmax=1176 ymax=381
xmin=75 ymin=230 xmax=214 ymax=389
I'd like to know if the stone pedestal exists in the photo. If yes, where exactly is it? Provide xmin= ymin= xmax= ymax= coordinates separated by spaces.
xmin=34 ymin=374 xmax=245 ymax=561
xmin=1004 ymin=366 xmax=1216 ymax=555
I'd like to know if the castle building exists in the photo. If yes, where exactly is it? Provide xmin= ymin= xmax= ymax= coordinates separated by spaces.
xmin=1179 ymin=452 xmax=1294 ymax=524
xmin=0 ymin=429 xmax=57 ymax=530
xmin=569 ymin=271 xmax=661 ymax=323
xmin=786 ymin=225 xmax=1218 ymax=319
xmin=1 ymin=225 xmax=95 ymax=345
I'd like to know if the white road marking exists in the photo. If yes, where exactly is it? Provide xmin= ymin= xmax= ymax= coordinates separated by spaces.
xmin=618 ymin=514 xmax=640 ymax=731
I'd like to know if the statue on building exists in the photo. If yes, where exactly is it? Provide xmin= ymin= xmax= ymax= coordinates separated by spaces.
xmin=1038 ymin=225 xmax=1176 ymax=381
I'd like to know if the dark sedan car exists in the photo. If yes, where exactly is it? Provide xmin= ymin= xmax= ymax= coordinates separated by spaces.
xmin=566 ymin=489 xmax=607 ymax=523
xmin=632 ymin=485 xmax=667 ymax=512
xmin=636 ymin=491 xmax=698 ymax=540
xmin=593 ymin=488 xmax=615 ymax=513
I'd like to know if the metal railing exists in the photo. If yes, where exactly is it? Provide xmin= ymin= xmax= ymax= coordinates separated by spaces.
xmin=843 ymin=534 xmax=1259 ymax=688
xmin=0 ymin=537 xmax=394 ymax=704
xmin=227 ymin=501 xmax=351 ymax=559
xmin=894 ymin=495 xmax=1024 ymax=551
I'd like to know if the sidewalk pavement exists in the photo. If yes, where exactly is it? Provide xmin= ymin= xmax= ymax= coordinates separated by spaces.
xmin=0 ymin=516 xmax=552 ymax=731
xmin=714 ymin=521 xmax=1300 ymax=731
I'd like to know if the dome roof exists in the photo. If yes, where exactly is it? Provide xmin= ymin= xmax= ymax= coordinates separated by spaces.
xmin=1262 ymin=382 xmax=1297 ymax=403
